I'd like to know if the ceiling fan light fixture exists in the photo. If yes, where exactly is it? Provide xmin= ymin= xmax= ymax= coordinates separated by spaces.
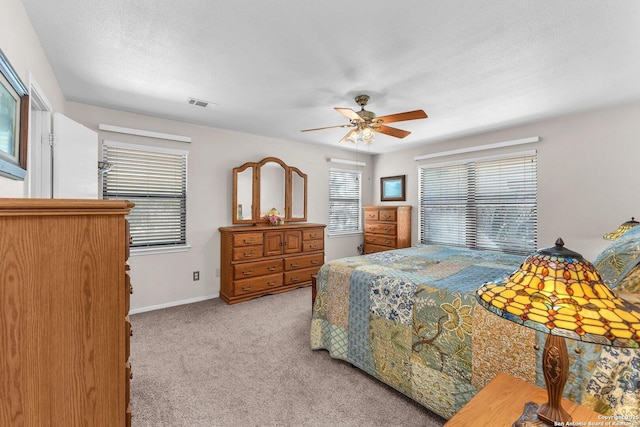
xmin=346 ymin=129 xmax=359 ymax=143
xmin=362 ymin=127 xmax=375 ymax=144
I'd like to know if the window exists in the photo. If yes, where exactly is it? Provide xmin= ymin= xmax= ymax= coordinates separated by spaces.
xmin=419 ymin=152 xmax=537 ymax=254
xmin=328 ymin=168 xmax=362 ymax=235
xmin=102 ymin=141 xmax=188 ymax=249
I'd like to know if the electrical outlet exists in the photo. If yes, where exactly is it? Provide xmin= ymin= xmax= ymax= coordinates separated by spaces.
xmin=193 ymin=271 xmax=200 ymax=281
xmin=215 ymin=268 xmax=220 ymax=277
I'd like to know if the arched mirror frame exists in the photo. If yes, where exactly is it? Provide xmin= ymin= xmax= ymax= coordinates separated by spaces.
xmin=232 ymin=157 xmax=307 ymax=224
xmin=232 ymin=161 xmax=257 ymax=225
xmin=289 ymin=166 xmax=307 ymax=221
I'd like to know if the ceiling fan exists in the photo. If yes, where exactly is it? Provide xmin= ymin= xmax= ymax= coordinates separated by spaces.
xmin=301 ymin=94 xmax=427 ymax=144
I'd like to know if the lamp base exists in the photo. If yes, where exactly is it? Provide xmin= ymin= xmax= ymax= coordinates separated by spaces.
xmin=538 ymin=334 xmax=572 ymax=425
xmin=537 ymin=402 xmax=572 ymax=425
xmin=512 ymin=402 xmax=549 ymax=427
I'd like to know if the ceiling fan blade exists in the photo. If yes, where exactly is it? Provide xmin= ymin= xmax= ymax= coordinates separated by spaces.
xmin=335 ymin=107 xmax=364 ymax=122
xmin=374 ymin=125 xmax=411 ymax=139
xmin=301 ymin=124 xmax=353 ymax=132
xmin=375 ymin=109 xmax=427 ymax=124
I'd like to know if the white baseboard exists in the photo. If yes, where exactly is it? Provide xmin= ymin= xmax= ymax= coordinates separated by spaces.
xmin=129 ymin=293 xmax=219 ymax=315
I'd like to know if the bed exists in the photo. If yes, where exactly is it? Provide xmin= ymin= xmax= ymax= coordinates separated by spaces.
xmin=311 ymin=238 xmax=640 ymax=420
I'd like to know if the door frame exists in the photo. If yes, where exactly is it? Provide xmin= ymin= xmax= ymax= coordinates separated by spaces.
xmin=27 ymin=72 xmax=53 ymax=198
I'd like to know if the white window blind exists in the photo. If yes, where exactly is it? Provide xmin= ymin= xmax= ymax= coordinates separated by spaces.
xmin=329 ymin=168 xmax=362 ymax=234
xmin=102 ymin=141 xmax=188 ymax=248
xmin=419 ymin=152 xmax=537 ymax=255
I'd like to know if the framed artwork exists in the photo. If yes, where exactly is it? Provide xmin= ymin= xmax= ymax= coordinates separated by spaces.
xmin=0 ymin=49 xmax=29 ymax=180
xmin=380 ymin=175 xmax=406 ymax=201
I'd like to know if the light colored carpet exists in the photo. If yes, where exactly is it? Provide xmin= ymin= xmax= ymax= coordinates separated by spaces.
xmin=130 ymin=286 xmax=446 ymax=427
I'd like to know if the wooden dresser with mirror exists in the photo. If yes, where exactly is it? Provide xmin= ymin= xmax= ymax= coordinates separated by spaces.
xmin=220 ymin=157 xmax=325 ymax=304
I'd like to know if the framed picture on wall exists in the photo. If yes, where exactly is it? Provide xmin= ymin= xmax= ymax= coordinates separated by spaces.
xmin=0 ymin=49 xmax=29 ymax=180
xmin=380 ymin=175 xmax=406 ymax=201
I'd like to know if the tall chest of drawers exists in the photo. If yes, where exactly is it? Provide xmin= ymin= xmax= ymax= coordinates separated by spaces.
xmin=0 ymin=199 xmax=134 ymax=427
xmin=363 ymin=205 xmax=412 ymax=254
xmin=219 ymin=223 xmax=326 ymax=304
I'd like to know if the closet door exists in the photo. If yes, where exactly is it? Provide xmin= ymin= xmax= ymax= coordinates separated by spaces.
xmin=52 ymin=113 xmax=98 ymax=198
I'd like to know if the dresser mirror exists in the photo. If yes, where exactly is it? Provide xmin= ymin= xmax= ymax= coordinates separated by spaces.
xmin=259 ymin=160 xmax=286 ymax=218
xmin=291 ymin=168 xmax=306 ymax=220
xmin=234 ymin=164 xmax=254 ymax=222
xmin=232 ymin=157 xmax=307 ymax=224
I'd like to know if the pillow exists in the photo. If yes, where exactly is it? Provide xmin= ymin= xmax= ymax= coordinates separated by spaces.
xmin=593 ymin=226 xmax=640 ymax=288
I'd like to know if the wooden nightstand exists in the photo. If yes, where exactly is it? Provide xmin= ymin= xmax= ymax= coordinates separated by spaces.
xmin=445 ymin=373 xmax=603 ymax=427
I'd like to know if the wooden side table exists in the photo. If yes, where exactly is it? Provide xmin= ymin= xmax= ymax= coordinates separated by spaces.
xmin=445 ymin=373 xmax=603 ymax=427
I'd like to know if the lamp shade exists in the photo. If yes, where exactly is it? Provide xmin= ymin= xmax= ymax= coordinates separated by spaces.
xmin=477 ymin=238 xmax=640 ymax=348
xmin=603 ymin=217 xmax=640 ymax=240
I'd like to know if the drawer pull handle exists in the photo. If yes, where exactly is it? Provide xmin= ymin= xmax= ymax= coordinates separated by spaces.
xmin=384 ymin=240 xmax=391 ymax=244
xmin=243 ymin=252 xmax=254 ymax=257
xmin=268 ymin=281 xmax=277 ymax=286
xmin=291 ymin=276 xmax=299 ymax=282
xmin=243 ymin=239 xmax=254 ymax=244
xmin=311 ymin=260 xmax=319 ymax=264
xmin=290 ymin=263 xmax=299 ymax=268
xmin=309 ymin=245 xmax=317 ymax=250
xmin=241 ymin=285 xmax=252 ymax=291
xmin=309 ymin=234 xmax=316 ymax=238
xmin=268 ymin=266 xmax=277 ymax=271
xmin=384 ymin=228 xmax=391 ymax=232
xmin=243 ymin=270 xmax=253 ymax=275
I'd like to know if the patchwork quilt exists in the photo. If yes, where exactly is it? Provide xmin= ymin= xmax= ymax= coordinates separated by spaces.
xmin=311 ymin=245 xmax=640 ymax=419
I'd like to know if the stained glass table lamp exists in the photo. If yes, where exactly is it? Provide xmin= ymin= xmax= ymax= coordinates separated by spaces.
xmin=476 ymin=238 xmax=640 ymax=425
xmin=603 ymin=217 xmax=639 ymax=240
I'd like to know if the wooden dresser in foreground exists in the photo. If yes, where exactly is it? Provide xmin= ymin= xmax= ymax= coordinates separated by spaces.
xmin=219 ymin=223 xmax=326 ymax=304
xmin=363 ymin=205 xmax=411 ymax=254
xmin=0 ymin=199 xmax=134 ymax=427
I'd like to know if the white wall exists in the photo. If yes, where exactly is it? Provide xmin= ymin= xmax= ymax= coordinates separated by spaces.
xmin=65 ymin=102 xmax=374 ymax=311
xmin=374 ymin=101 xmax=640 ymax=261
xmin=0 ymin=0 xmax=65 ymax=196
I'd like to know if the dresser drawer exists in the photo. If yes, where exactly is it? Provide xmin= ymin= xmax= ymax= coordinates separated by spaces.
xmin=365 ymin=234 xmax=397 ymax=247
xmin=125 ymin=272 xmax=131 ymax=313
xmin=365 ymin=223 xmax=397 ymax=235
xmin=364 ymin=244 xmax=390 ymax=254
xmin=364 ymin=209 xmax=379 ymax=221
xmin=284 ymin=253 xmax=323 ymax=271
xmin=233 ymin=273 xmax=283 ymax=296
xmin=378 ymin=210 xmax=397 ymax=222
xmin=125 ymin=362 xmax=132 ymax=406
xmin=125 ymin=316 xmax=132 ymax=360
xmin=232 ymin=245 xmax=263 ymax=261
xmin=302 ymin=239 xmax=324 ymax=252
xmin=233 ymin=259 xmax=283 ymax=279
xmin=284 ymin=267 xmax=320 ymax=286
xmin=233 ymin=232 xmax=263 ymax=247
xmin=303 ymin=228 xmax=324 ymax=240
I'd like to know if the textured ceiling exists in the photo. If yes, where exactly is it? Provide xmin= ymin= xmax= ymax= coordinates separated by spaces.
xmin=20 ymin=0 xmax=640 ymax=153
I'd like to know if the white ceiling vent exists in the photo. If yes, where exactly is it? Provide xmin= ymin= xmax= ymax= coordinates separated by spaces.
xmin=187 ymin=97 xmax=217 ymax=109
